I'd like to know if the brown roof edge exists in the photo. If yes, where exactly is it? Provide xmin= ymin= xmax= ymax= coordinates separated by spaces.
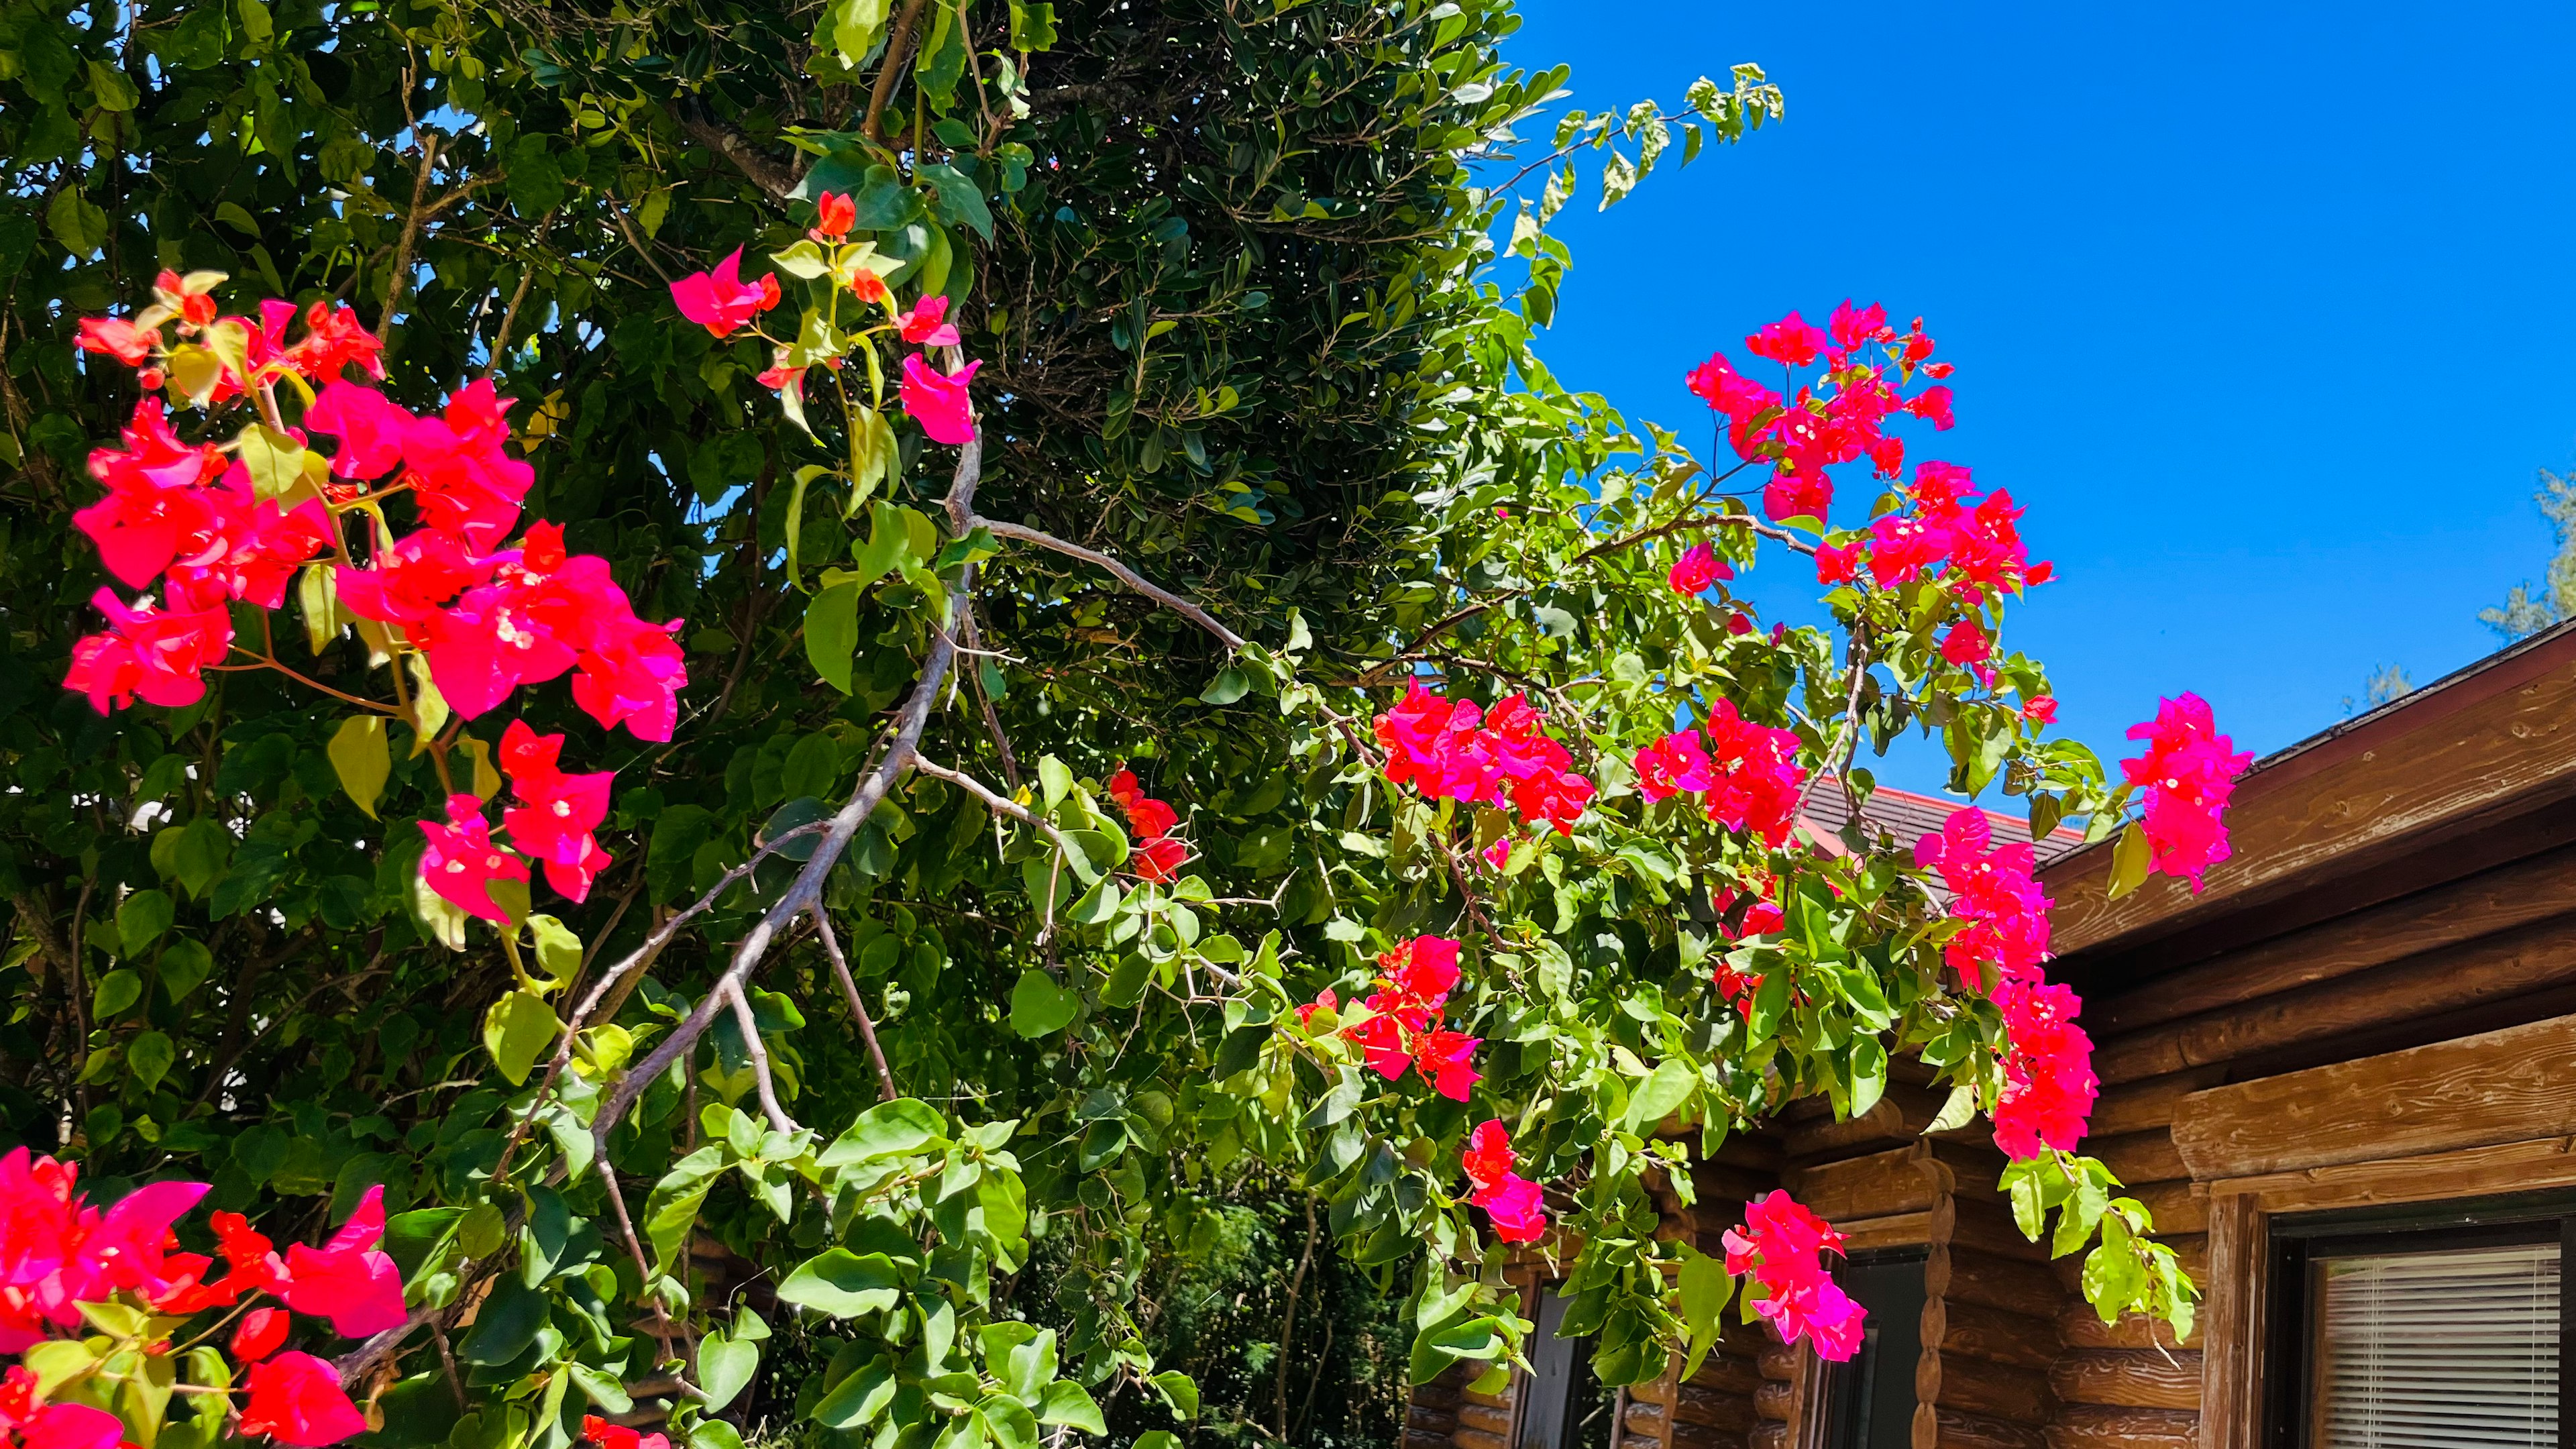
xmin=2039 ymin=617 xmax=2576 ymax=953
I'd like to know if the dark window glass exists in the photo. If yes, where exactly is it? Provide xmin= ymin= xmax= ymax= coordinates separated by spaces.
xmin=1517 ymin=1287 xmax=1615 ymax=1449
xmin=1815 ymin=1250 xmax=1927 ymax=1449
xmin=2268 ymin=1191 xmax=2576 ymax=1448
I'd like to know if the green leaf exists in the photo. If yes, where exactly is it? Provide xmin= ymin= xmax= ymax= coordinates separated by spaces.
xmin=1927 ymin=1083 xmax=1978 ymax=1134
xmin=93 ymin=969 xmax=142 ymax=1019
xmin=1008 ymin=969 xmax=1079 ymax=1037
xmin=480 ymin=990 xmax=560 ymax=1086
xmin=1199 ymin=666 xmax=1249 ymax=706
xmin=458 ymin=1277 xmax=545 ymax=1364
xmin=1628 ymin=1057 xmax=1696 ymax=1130
xmin=1676 ymin=1242 xmax=1733 ymax=1380
xmin=819 ymin=1098 xmax=947 ymax=1166
xmin=1036 ymin=1382 xmax=1103 ymax=1434
xmin=46 ymin=188 xmax=107 ymax=256
xmin=824 ymin=0 xmax=892 ymax=64
xmin=127 ymin=1030 xmax=174 ymax=1091
xmin=327 ymin=716 xmax=390 ymax=819
xmin=1148 ymin=1371 xmax=1199 ymax=1419
xmin=643 ymin=1146 xmax=730 ymax=1268
xmin=1008 ymin=1 xmax=1057 ymax=50
xmin=525 ymin=915 xmax=581 ymax=985
xmin=567 ymin=1364 xmax=631 ymax=1415
xmin=696 ymin=1332 xmax=759 ymax=1411
xmin=776 ymin=1248 xmax=902 ymax=1318
xmin=115 ymin=890 xmax=174 ymax=955
xmin=158 ymin=818 xmax=232 ymax=900
xmin=2107 ymin=818 xmax=2151 ymax=900
xmin=156 ymin=939 xmax=211 ymax=1004
xmin=804 ymin=582 xmax=862 ymax=694
xmin=916 ymin=162 xmax=993 ymax=241
xmin=812 ymin=1356 xmax=896 ymax=1428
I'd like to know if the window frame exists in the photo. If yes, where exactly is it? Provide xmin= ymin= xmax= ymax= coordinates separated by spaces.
xmin=1803 ymin=1247 xmax=1929 ymax=1449
xmin=2262 ymin=1187 xmax=2576 ymax=1449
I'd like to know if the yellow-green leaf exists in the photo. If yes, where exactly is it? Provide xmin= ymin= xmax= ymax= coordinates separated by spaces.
xmin=326 ymin=716 xmax=390 ymax=819
xmin=407 ymin=655 xmax=449 ymax=749
xmin=482 ymin=989 xmax=561 ymax=1085
xmin=2106 ymin=819 xmax=2151 ymax=900
xmin=235 ymin=423 xmax=307 ymax=504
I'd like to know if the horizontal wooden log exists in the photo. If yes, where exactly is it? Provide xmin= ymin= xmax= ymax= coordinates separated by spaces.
xmin=1953 ymin=1196 xmax=2053 ymax=1263
xmin=2124 ymin=1179 xmax=2204 ymax=1237
xmin=1925 ymin=1138 xmax=2012 ymax=1202
xmin=2057 ymin=1304 xmax=2200 ymax=1352
xmin=2101 ymin=914 xmax=2576 ymax=1086
xmin=2090 ymin=1130 xmax=2186 ymax=1186
xmin=1934 ymin=1405 xmax=2051 ymax=1449
xmin=2044 ymin=634 xmax=2576 ymax=957
xmin=1453 ymin=1428 xmax=1507 ymax=1449
xmin=1624 ymin=1399 xmax=1668 ymax=1436
xmin=2172 ymin=1011 xmax=2576 ymax=1178
xmin=1405 ymin=1403 xmax=1459 ymax=1434
xmin=1931 ymin=1354 xmax=2055 ymax=1424
xmin=1455 ymin=1401 xmax=1511 ymax=1434
xmin=2086 ymin=1069 xmax=2226 ymax=1138
xmin=1690 ymin=1160 xmax=1780 ymax=1206
xmin=2049 ymin=1349 xmax=2201 ymax=1410
xmin=1754 ymin=1377 xmax=1798 ymax=1421
xmin=1940 ymin=1245 xmax=2071 ymax=1319
xmin=1626 ymin=1371 xmax=1675 ymax=1407
xmin=1401 ymin=1430 xmax=1453 ymax=1449
xmin=1749 ymin=1421 xmax=1788 ymax=1449
xmin=1933 ymin=1297 xmax=2061 ymax=1371
xmin=1783 ymin=1081 xmax=1948 ymax=1159
xmin=1620 ymin=1436 xmax=1662 ymax=1449
xmin=2210 ymin=1134 xmax=2576 ymax=1213
xmin=1683 ymin=1355 xmax=1765 ymax=1397
xmin=1841 ymin=1208 xmax=1939 ymax=1254
xmin=1756 ymin=1340 xmax=1801 ymax=1381
xmin=2042 ymin=1405 xmax=2200 ymax=1449
xmin=1785 ymin=1144 xmax=1938 ymax=1220
xmin=1667 ymin=1423 xmax=1740 ymax=1449
xmin=1673 ymin=1384 xmax=1759 ymax=1434
xmin=1712 ymin=1133 xmax=1786 ymax=1171
xmin=2089 ymin=842 xmax=2576 ymax=1037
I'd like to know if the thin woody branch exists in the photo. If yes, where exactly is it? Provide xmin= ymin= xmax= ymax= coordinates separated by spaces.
xmin=971 ymin=516 xmax=1246 ymax=650
xmin=724 ymin=981 xmax=801 ymax=1135
xmin=816 ymin=913 xmax=899 ymax=1103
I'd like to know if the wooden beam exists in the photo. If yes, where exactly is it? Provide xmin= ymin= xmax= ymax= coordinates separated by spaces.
xmin=1931 ymin=1298 xmax=2059 ymax=1372
xmin=2098 ymin=914 xmax=2576 ymax=1085
xmin=2085 ymin=842 xmax=2576 ymax=1037
xmin=2089 ymin=1129 xmax=2186 ymax=1186
xmin=2195 ymin=1195 xmax=2265 ymax=1449
xmin=2049 ymin=1350 xmax=2200 ymax=1411
xmin=1929 ymin=1406 xmax=2049 ymax=1449
xmin=2056 ymin=1305 xmax=2199 ymax=1352
xmin=2087 ymin=1068 xmax=2226 ymax=1138
xmin=1928 ymin=1355 xmax=2054 ymax=1424
xmin=1784 ymin=1143 xmax=1939 ymax=1220
xmin=2207 ymin=1133 xmax=2576 ymax=1213
xmin=2042 ymin=632 xmax=2576 ymax=958
xmin=2171 ymin=1012 xmax=2576 ymax=1179
xmin=2043 ymin=1406 xmax=2200 ymax=1448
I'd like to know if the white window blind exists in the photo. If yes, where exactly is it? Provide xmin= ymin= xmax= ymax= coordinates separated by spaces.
xmin=2313 ymin=1242 xmax=2560 ymax=1448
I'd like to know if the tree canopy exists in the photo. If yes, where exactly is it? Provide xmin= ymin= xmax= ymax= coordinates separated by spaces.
xmin=0 ymin=1 xmax=2220 ymax=1447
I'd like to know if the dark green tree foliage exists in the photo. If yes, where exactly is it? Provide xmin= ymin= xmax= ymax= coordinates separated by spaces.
xmin=0 ymin=0 xmax=1771 ymax=1440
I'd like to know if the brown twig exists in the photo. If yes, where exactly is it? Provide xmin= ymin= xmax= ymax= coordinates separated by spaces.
xmin=815 ymin=913 xmax=898 ymax=1103
xmin=378 ymin=132 xmax=440 ymax=336
xmin=863 ymin=0 xmax=932 ymax=144
xmin=971 ymin=517 xmax=1245 ymax=649
xmin=724 ymin=981 xmax=800 ymax=1135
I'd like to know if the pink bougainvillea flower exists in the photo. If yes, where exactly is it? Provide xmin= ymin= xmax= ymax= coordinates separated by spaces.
xmin=305 ymin=381 xmax=417 ymax=480
xmin=583 ymin=1415 xmax=676 ymax=1449
xmin=896 ymin=295 xmax=962 ymax=347
xmin=1481 ymin=835 xmax=1511 ymax=870
xmin=1295 ymin=988 xmax=1338 ymax=1030
xmin=2118 ymin=693 xmax=2252 ymax=892
xmin=2025 ymin=695 xmax=2058 ymax=725
xmin=1104 ymin=768 xmax=1189 ymax=881
xmin=1380 ymin=936 xmax=1461 ymax=1008
xmin=812 ymin=191 xmax=857 ymax=241
xmin=1939 ymin=616 xmax=1992 ymax=669
xmin=497 ymin=720 xmax=616 ymax=902
xmin=18 ymin=1399 xmax=123 ymax=1449
xmin=1667 ymin=541 xmax=1729 ymax=596
xmin=1816 ymin=540 xmax=1862 ymax=585
xmin=1695 ymin=699 xmax=1807 ymax=847
xmin=1371 ymin=681 xmax=1596 ymax=837
xmin=1904 ymin=384 xmax=1955 ymax=430
xmin=566 ymin=612 xmax=690 ymax=743
xmin=1917 ymin=808 xmax=2053 ymax=995
xmin=277 ymin=1185 xmax=407 ymax=1337
xmin=0 ymin=1152 xmax=215 ymax=1346
xmin=1745 ymin=311 xmax=1829 ymax=368
xmin=238 ymin=1351 xmax=370 ymax=1446
xmin=1992 ymin=977 xmax=2098 ymax=1159
xmin=1462 ymin=1120 xmax=1515 ymax=1194
xmin=1634 ymin=729 xmax=1715 ymax=804
xmin=1342 ymin=1013 xmax=1413 ymax=1081
xmin=337 ymin=529 xmax=490 ymax=625
xmin=63 ymin=589 xmax=232 ymax=713
xmin=163 ymin=466 xmax=336 ymax=612
xmin=1762 ymin=466 xmax=1833 ymax=524
xmin=75 ymin=317 xmax=157 ymax=366
xmin=417 ymin=794 xmax=529 ymax=926
xmin=1130 ymin=834 xmax=1188 ymax=881
xmin=669 ymin=248 xmax=781 ymax=339
xmin=1413 ymin=1028 xmax=1483 ymax=1102
xmin=404 ymin=379 xmax=535 ymax=550
xmin=1477 ymin=1173 xmax=1548 ymax=1243
xmin=282 ymin=302 xmax=387 ymax=384
xmin=899 ymin=354 xmax=980 ymax=445
xmin=233 ymin=1306 xmax=290 ymax=1362
xmin=74 ymin=400 xmax=230 ymax=588
xmin=1724 ymin=1190 xmax=1864 ymax=1360
xmin=1827 ymin=299 xmax=1892 ymax=350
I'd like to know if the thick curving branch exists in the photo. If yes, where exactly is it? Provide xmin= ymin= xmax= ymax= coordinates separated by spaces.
xmin=912 ymin=755 xmax=1065 ymax=847
xmin=970 ymin=517 xmax=1246 ymax=650
xmin=592 ymin=437 xmax=982 ymax=1152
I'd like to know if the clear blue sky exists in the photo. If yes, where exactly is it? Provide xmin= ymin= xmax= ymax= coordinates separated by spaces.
xmin=1503 ymin=0 xmax=2576 ymax=784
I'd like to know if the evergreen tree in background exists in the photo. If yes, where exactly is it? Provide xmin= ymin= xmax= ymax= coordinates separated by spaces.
xmin=2481 ymin=468 xmax=2576 ymax=640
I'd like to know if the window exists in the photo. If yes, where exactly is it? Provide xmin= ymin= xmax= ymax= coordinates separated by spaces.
xmin=2267 ymin=1192 xmax=2575 ymax=1448
xmin=1515 ymin=1287 xmax=1615 ymax=1449
xmin=1809 ymin=1250 xmax=1927 ymax=1449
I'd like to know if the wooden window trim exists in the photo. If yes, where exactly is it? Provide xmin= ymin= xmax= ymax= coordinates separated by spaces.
xmin=2198 ymin=1136 xmax=2576 ymax=1449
